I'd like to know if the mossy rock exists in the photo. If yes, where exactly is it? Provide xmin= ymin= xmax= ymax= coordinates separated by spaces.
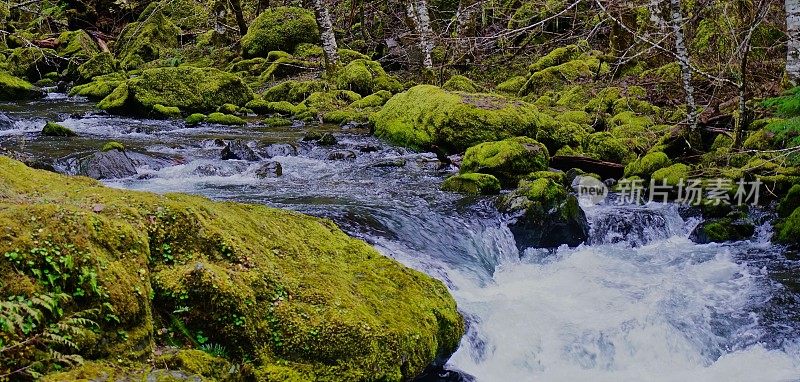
xmin=0 ymin=71 xmax=43 ymax=100
xmin=98 ymin=67 xmax=253 ymax=114
xmin=349 ymin=90 xmax=392 ymax=109
xmin=442 ymin=75 xmax=479 ymax=93
xmin=495 ymin=76 xmax=527 ymax=96
xmin=153 ymin=104 xmax=181 ymax=119
xmin=651 ymin=163 xmax=691 ymax=186
xmin=6 ymin=47 xmax=61 ymax=81
xmin=624 ymin=152 xmax=672 ymax=179
xmin=263 ymin=80 xmax=327 ymax=104
xmin=461 ymin=137 xmax=550 ymax=186
xmin=41 ymin=121 xmax=76 ymax=137
xmin=690 ymin=211 xmax=755 ymax=244
xmin=264 ymin=116 xmax=293 ymax=127
xmin=301 ymin=90 xmax=361 ymax=120
xmin=583 ymin=132 xmax=635 ymax=164
xmin=241 ymin=7 xmax=320 ymax=58
xmin=742 ymin=129 xmax=777 ymax=151
xmin=77 ymin=52 xmax=117 ymax=83
xmin=114 ymin=8 xmax=181 ymax=70
xmin=335 ymin=59 xmax=402 ymax=96
xmin=206 ymin=112 xmax=246 ymax=125
xmin=778 ymin=184 xmax=800 ymax=218
xmin=524 ymin=170 xmax=567 ymax=185
xmin=69 ymin=74 xmax=126 ymax=100
xmin=258 ymin=55 xmax=319 ymax=83
xmin=101 ymin=141 xmax=125 ymax=152
xmin=441 ymin=173 xmax=501 ymax=195
xmin=519 ymin=49 xmax=609 ymax=97
xmin=497 ymin=178 xmax=589 ymax=249
xmin=536 ymin=119 xmax=590 ymax=154
xmin=185 ymin=113 xmax=207 ymax=125
xmin=372 ymin=85 xmax=546 ymax=152
xmin=58 ymin=29 xmax=100 ymax=61
xmin=0 ymin=157 xmax=464 ymax=381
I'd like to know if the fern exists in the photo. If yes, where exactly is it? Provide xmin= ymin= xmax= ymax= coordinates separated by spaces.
xmin=0 ymin=293 xmax=97 ymax=380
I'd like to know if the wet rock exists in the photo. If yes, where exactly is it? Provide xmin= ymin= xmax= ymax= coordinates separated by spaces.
xmin=78 ymin=150 xmax=137 ymax=179
xmin=41 ymin=121 xmax=77 ymax=137
xmin=0 ymin=113 xmax=14 ymax=130
xmin=328 ymin=150 xmax=357 ymax=161
xmin=291 ymin=120 xmax=306 ymax=128
xmin=262 ymin=143 xmax=298 ymax=158
xmin=221 ymin=141 xmax=260 ymax=161
xmin=371 ymin=158 xmax=407 ymax=168
xmin=341 ymin=121 xmax=370 ymax=130
xmin=498 ymin=178 xmax=589 ymax=250
xmin=255 ymin=161 xmax=283 ymax=178
xmin=193 ymin=162 xmax=249 ymax=177
xmin=690 ymin=211 xmax=755 ymax=244
xmin=303 ymin=131 xmax=337 ymax=146
xmin=357 ymin=143 xmax=380 ymax=153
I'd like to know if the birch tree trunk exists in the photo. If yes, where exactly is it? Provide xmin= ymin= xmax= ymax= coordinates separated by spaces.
xmin=311 ymin=0 xmax=340 ymax=73
xmin=408 ymin=0 xmax=434 ymax=69
xmin=213 ymin=0 xmax=227 ymax=36
xmin=787 ymin=0 xmax=800 ymax=84
xmin=648 ymin=0 xmax=666 ymax=31
xmin=668 ymin=0 xmax=698 ymax=132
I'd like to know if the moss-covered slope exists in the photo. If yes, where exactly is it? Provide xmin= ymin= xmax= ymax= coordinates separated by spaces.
xmin=0 ymin=157 xmax=464 ymax=381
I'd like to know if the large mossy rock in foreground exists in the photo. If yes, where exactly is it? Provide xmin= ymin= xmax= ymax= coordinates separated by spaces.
xmin=498 ymin=178 xmax=589 ymax=250
xmin=0 ymin=157 xmax=463 ymax=381
xmin=371 ymin=85 xmax=546 ymax=152
xmin=98 ymin=67 xmax=253 ymax=114
xmin=241 ymin=6 xmax=320 ymax=58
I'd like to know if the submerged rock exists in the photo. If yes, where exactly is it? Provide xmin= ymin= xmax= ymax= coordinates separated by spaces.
xmin=221 ymin=141 xmax=260 ymax=161
xmin=254 ymin=161 xmax=282 ymax=178
xmin=371 ymin=85 xmax=545 ymax=152
xmin=690 ymin=211 xmax=755 ymax=244
xmin=0 ymin=157 xmax=463 ymax=381
xmin=78 ymin=149 xmax=137 ymax=179
xmin=328 ymin=150 xmax=357 ymax=161
xmin=498 ymin=178 xmax=589 ymax=250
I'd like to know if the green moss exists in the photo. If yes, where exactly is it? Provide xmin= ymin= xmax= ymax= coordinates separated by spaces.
xmin=583 ymin=132 xmax=635 ymax=164
xmin=651 ymin=163 xmax=692 ymax=186
xmin=101 ymin=141 xmax=125 ymax=152
xmin=765 ymin=117 xmax=800 ymax=150
xmin=301 ymin=90 xmax=361 ymax=120
xmin=69 ymin=74 xmax=125 ymax=100
xmin=7 ymin=47 xmax=60 ymax=80
xmin=694 ymin=213 xmax=755 ymax=244
xmin=528 ymin=44 xmax=583 ymax=73
xmin=264 ymin=117 xmax=293 ymax=127
xmin=519 ymin=47 xmax=609 ymax=97
xmin=263 ymin=80 xmax=327 ymax=103
xmin=258 ymin=56 xmax=318 ymax=83
xmin=495 ymin=76 xmax=527 ymax=96
xmin=41 ymin=121 xmax=76 ymax=137
xmin=0 ymin=156 xmax=464 ymax=381
xmin=98 ymin=67 xmax=253 ymax=114
xmin=742 ymin=129 xmax=777 ymax=151
xmin=372 ymin=85 xmax=546 ymax=152
xmin=0 ymin=71 xmax=42 ymax=100
xmin=114 ymin=8 xmax=180 ymax=70
xmin=335 ymin=59 xmax=402 ymax=96
xmin=206 ymin=112 xmax=246 ymax=125
xmin=58 ymin=30 xmax=99 ymax=61
xmin=778 ymin=184 xmax=800 ymax=218
xmin=241 ymin=7 xmax=320 ymax=58
xmin=76 ymin=52 xmax=117 ymax=83
xmin=524 ymin=170 xmax=567 ymax=185
xmin=350 ymin=91 xmax=392 ymax=108
xmin=185 ymin=113 xmax=207 ymax=125
xmin=153 ymin=104 xmax=181 ymax=119
xmin=218 ymin=103 xmax=240 ymax=115
xmin=461 ymin=137 xmax=549 ymax=186
xmin=441 ymin=173 xmax=501 ymax=195
xmin=536 ymin=120 xmax=590 ymax=154
xmin=443 ymin=75 xmax=479 ymax=93
xmin=775 ymin=206 xmax=800 ymax=246
xmin=624 ymin=152 xmax=672 ymax=179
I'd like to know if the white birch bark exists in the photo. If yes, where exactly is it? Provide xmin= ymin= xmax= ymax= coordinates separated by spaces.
xmin=787 ymin=0 xmax=800 ymax=84
xmin=669 ymin=0 xmax=697 ymax=130
xmin=311 ymin=0 xmax=340 ymax=73
xmin=410 ymin=0 xmax=434 ymax=69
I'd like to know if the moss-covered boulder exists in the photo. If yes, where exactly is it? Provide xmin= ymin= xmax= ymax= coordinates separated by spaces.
xmin=690 ymin=211 xmax=755 ymax=244
xmin=207 ymin=112 xmax=246 ymax=125
xmin=241 ymin=7 xmax=319 ymax=58
xmin=114 ymin=8 xmax=181 ymax=70
xmin=77 ymin=52 xmax=117 ymax=83
xmin=651 ymin=163 xmax=691 ymax=186
xmin=443 ymin=75 xmax=479 ymax=93
xmin=519 ymin=45 xmax=610 ymax=97
xmin=372 ymin=85 xmax=546 ymax=152
xmin=460 ymin=137 xmax=550 ymax=186
xmin=498 ymin=178 xmax=589 ymax=249
xmin=441 ymin=173 xmax=501 ymax=195
xmin=153 ymin=104 xmax=182 ymax=119
xmin=69 ymin=73 xmax=126 ymax=100
xmin=0 ymin=71 xmax=43 ymax=100
xmin=335 ymin=59 xmax=403 ymax=96
xmin=0 ymin=157 xmax=463 ymax=381
xmin=583 ymin=132 xmax=635 ymax=164
xmin=778 ymin=184 xmax=800 ymax=218
xmin=98 ymin=67 xmax=253 ymax=114
xmin=41 ymin=121 xmax=76 ymax=137
xmin=775 ymin=206 xmax=800 ymax=247
xmin=58 ymin=29 xmax=100 ymax=62
xmin=6 ymin=47 xmax=61 ymax=81
xmin=263 ymin=79 xmax=327 ymax=104
xmin=624 ymin=152 xmax=672 ymax=179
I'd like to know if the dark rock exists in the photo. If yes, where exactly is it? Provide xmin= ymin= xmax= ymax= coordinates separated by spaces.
xmin=319 ymin=133 xmax=337 ymax=146
xmin=0 ymin=113 xmax=14 ymax=130
xmin=78 ymin=150 xmax=137 ymax=179
xmin=254 ymin=161 xmax=282 ymax=178
xmin=302 ymin=131 xmax=323 ymax=141
xmin=341 ymin=121 xmax=370 ymax=130
xmin=371 ymin=158 xmax=407 ymax=168
xmin=328 ymin=150 xmax=357 ymax=161
xmin=291 ymin=120 xmax=306 ymax=128
xmin=221 ymin=141 xmax=260 ymax=161
xmin=193 ymin=162 xmax=249 ymax=177
xmin=690 ymin=211 xmax=755 ymax=244
xmin=262 ymin=143 xmax=297 ymax=158
xmin=498 ymin=178 xmax=589 ymax=250
xmin=357 ymin=144 xmax=380 ymax=153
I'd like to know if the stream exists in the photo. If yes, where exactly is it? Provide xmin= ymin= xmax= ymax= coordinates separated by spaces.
xmin=2 ymin=94 xmax=800 ymax=382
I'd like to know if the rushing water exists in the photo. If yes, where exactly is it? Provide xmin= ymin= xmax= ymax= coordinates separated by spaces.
xmin=3 ymin=95 xmax=800 ymax=382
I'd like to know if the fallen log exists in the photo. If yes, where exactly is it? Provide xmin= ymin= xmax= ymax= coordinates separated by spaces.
xmin=550 ymin=155 xmax=625 ymax=180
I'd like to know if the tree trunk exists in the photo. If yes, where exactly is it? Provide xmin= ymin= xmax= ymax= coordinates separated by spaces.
xmin=230 ymin=0 xmax=248 ymax=36
xmin=648 ymin=0 xmax=666 ymax=30
xmin=456 ymin=0 xmax=479 ymax=38
xmin=214 ymin=0 xmax=227 ymax=35
xmin=669 ymin=0 xmax=698 ymax=133
xmin=408 ymin=0 xmax=434 ymax=69
xmin=311 ymin=0 xmax=340 ymax=73
xmin=787 ymin=0 xmax=800 ymax=84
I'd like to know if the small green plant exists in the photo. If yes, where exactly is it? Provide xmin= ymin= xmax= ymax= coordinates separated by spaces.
xmin=199 ymin=343 xmax=228 ymax=358
xmin=100 ymin=141 xmax=125 ymax=152
xmin=0 ymin=293 xmax=98 ymax=380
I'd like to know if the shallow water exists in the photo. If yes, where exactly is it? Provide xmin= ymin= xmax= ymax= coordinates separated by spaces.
xmin=2 ymin=95 xmax=800 ymax=382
